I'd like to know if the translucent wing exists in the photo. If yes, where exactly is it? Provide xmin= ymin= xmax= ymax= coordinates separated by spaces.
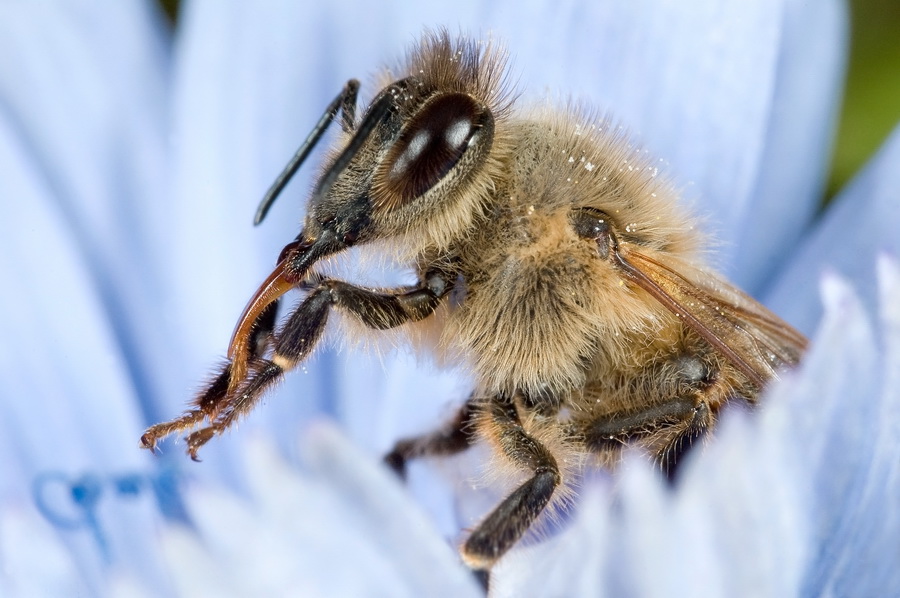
xmin=615 ymin=250 xmax=807 ymax=388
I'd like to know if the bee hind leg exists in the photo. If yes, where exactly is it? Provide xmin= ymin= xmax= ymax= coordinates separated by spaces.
xmin=656 ymin=400 xmax=711 ymax=481
xmin=583 ymin=396 xmax=713 ymax=482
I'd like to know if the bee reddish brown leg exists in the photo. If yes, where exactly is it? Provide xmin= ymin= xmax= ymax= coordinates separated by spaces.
xmin=383 ymin=395 xmax=478 ymax=478
xmin=182 ymin=270 xmax=454 ymax=459
xmin=462 ymin=395 xmax=561 ymax=572
xmin=138 ymin=365 xmax=232 ymax=452
xmin=139 ymin=300 xmax=280 ymax=453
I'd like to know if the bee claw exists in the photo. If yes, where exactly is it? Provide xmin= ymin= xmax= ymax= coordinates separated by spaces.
xmin=140 ymin=432 xmax=158 ymax=452
xmin=383 ymin=450 xmax=408 ymax=480
xmin=186 ymin=427 xmax=216 ymax=462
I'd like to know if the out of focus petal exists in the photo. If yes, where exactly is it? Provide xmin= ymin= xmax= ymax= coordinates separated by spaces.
xmin=765 ymin=123 xmax=900 ymax=334
xmin=0 ymin=505 xmax=89 ymax=597
xmin=0 ymin=3 xmax=185 ymax=594
xmin=796 ymin=260 xmax=900 ymax=595
xmin=0 ymin=1 xmax=188 ymax=423
xmin=160 ymin=425 xmax=481 ymax=597
xmin=735 ymin=0 xmax=847 ymax=290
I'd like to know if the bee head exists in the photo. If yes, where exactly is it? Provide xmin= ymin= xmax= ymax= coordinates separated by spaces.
xmin=228 ymin=32 xmax=509 ymax=375
xmin=303 ymin=74 xmax=496 ymax=256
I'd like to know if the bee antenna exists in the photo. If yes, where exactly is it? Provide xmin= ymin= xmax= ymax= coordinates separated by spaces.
xmin=254 ymin=79 xmax=361 ymax=226
xmin=309 ymin=79 xmax=410 ymax=206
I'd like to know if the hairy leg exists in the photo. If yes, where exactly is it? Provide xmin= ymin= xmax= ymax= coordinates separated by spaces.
xmin=461 ymin=395 xmax=561 ymax=572
xmin=383 ymin=395 xmax=479 ymax=478
xmin=176 ymin=270 xmax=452 ymax=459
xmin=140 ymin=300 xmax=279 ymax=451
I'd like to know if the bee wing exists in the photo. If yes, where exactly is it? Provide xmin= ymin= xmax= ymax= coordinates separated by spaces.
xmin=617 ymin=250 xmax=808 ymax=388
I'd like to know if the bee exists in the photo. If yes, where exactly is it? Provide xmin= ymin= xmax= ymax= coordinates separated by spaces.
xmin=141 ymin=31 xmax=807 ymax=573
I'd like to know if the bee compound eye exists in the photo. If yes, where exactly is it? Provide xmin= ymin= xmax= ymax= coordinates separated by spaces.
xmin=379 ymin=93 xmax=491 ymax=206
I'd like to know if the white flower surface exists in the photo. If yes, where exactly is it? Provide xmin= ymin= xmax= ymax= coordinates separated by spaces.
xmin=2 ymin=0 xmax=898 ymax=596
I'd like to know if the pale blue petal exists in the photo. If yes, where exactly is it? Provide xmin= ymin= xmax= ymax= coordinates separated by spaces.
xmin=799 ymin=261 xmax=900 ymax=595
xmin=300 ymin=423 xmax=482 ymax=595
xmin=773 ymin=273 xmax=881 ymax=595
xmin=864 ymin=257 xmax=900 ymax=593
xmin=736 ymin=0 xmax=847 ymax=290
xmin=0 ymin=1 xmax=193 ymax=425
xmin=0 ymin=2 xmax=187 ymax=593
xmin=0 ymin=116 xmax=175 ymax=592
xmin=0 ymin=505 xmax=90 ymax=597
xmin=765 ymin=123 xmax=900 ymax=335
xmin=161 ymin=426 xmax=480 ymax=597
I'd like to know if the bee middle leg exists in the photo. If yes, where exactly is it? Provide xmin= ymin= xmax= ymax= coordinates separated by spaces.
xmin=461 ymin=394 xmax=561 ymax=572
xmin=383 ymin=395 xmax=478 ymax=478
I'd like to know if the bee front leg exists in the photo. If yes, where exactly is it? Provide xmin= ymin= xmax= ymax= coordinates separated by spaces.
xmin=181 ymin=270 xmax=453 ymax=459
xmin=462 ymin=395 xmax=561 ymax=572
xmin=140 ymin=300 xmax=280 ymax=452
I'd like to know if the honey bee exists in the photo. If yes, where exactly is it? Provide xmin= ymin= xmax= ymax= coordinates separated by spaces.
xmin=141 ymin=31 xmax=807 ymax=573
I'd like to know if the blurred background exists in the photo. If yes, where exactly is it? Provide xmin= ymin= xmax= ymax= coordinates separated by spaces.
xmin=827 ymin=0 xmax=900 ymax=199
xmin=157 ymin=0 xmax=899 ymax=204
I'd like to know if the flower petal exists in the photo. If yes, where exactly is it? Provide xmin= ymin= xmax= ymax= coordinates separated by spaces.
xmin=0 ymin=3 xmax=193 ymax=593
xmin=0 ymin=1 xmax=194 ymax=422
xmin=161 ymin=425 xmax=481 ymax=597
xmin=796 ymin=259 xmax=900 ymax=595
xmin=734 ymin=0 xmax=847 ymax=290
xmin=765 ymin=123 xmax=900 ymax=335
xmin=0 ymin=505 xmax=89 ymax=597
